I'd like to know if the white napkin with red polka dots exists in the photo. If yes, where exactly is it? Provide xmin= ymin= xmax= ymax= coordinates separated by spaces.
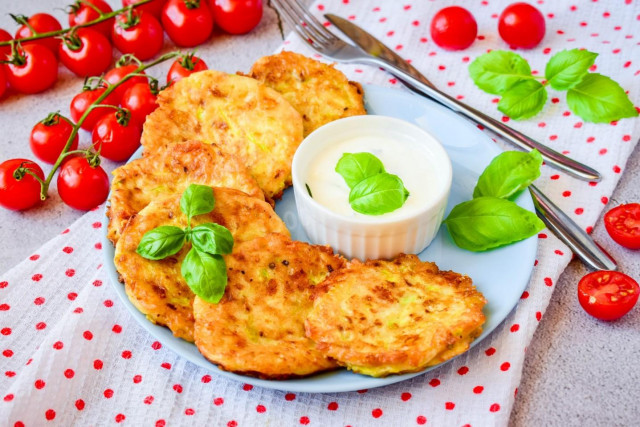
xmin=1 ymin=1 xmax=639 ymax=425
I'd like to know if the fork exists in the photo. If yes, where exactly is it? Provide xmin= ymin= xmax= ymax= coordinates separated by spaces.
xmin=272 ymin=0 xmax=601 ymax=183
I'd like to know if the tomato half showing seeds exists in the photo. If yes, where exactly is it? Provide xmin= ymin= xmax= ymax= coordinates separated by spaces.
xmin=162 ymin=0 xmax=214 ymax=47
xmin=112 ymin=10 xmax=164 ymax=60
xmin=57 ymin=157 xmax=110 ymax=211
xmin=604 ymin=203 xmax=640 ymax=250
xmin=498 ymin=2 xmax=546 ymax=49
xmin=123 ymin=0 xmax=168 ymax=20
xmin=4 ymin=44 xmax=58 ymax=94
xmin=210 ymin=0 xmax=263 ymax=35
xmin=91 ymin=111 xmax=142 ymax=162
xmin=69 ymin=87 xmax=120 ymax=131
xmin=121 ymin=82 xmax=158 ymax=127
xmin=430 ymin=6 xmax=477 ymax=51
xmin=30 ymin=114 xmax=79 ymax=164
xmin=59 ymin=28 xmax=113 ymax=77
xmin=0 ymin=158 xmax=45 ymax=211
xmin=167 ymin=54 xmax=208 ymax=84
xmin=14 ymin=13 xmax=62 ymax=55
xmin=578 ymin=271 xmax=639 ymax=321
xmin=68 ymin=0 xmax=114 ymax=39
xmin=104 ymin=65 xmax=148 ymax=103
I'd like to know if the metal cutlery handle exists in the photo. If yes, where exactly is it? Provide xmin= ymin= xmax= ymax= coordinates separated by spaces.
xmin=529 ymin=185 xmax=616 ymax=271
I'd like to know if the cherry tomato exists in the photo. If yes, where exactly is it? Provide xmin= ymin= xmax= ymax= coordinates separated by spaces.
xmin=14 ymin=13 xmax=62 ymax=55
xmin=430 ymin=6 xmax=477 ymax=51
xmin=604 ymin=203 xmax=640 ymax=250
xmin=70 ymin=86 xmax=119 ymax=131
xmin=578 ymin=271 xmax=639 ymax=321
xmin=121 ymin=82 xmax=158 ymax=127
xmin=4 ymin=44 xmax=58 ymax=94
xmin=122 ymin=0 xmax=167 ymax=20
xmin=112 ymin=10 xmax=164 ymax=60
xmin=57 ymin=156 xmax=109 ymax=210
xmin=210 ymin=0 xmax=262 ymax=34
xmin=0 ymin=28 xmax=12 ymax=59
xmin=162 ymin=0 xmax=214 ymax=47
xmin=167 ymin=54 xmax=207 ymax=84
xmin=0 ymin=67 xmax=6 ymax=99
xmin=498 ymin=2 xmax=545 ymax=49
xmin=59 ymin=28 xmax=112 ymax=77
xmin=104 ymin=64 xmax=148 ymax=103
xmin=0 ymin=158 xmax=44 ymax=211
xmin=30 ymin=114 xmax=79 ymax=164
xmin=68 ymin=0 xmax=114 ymax=39
xmin=92 ymin=111 xmax=142 ymax=161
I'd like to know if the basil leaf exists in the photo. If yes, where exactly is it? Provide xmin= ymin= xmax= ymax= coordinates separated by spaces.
xmin=180 ymin=184 xmax=215 ymax=220
xmin=136 ymin=226 xmax=185 ymax=260
xmin=190 ymin=223 xmax=234 ymax=255
xmin=473 ymin=150 xmax=542 ymax=199
xmin=469 ymin=50 xmax=533 ymax=95
xmin=444 ymin=197 xmax=545 ymax=252
xmin=566 ymin=73 xmax=639 ymax=123
xmin=181 ymin=249 xmax=227 ymax=304
xmin=335 ymin=152 xmax=386 ymax=189
xmin=545 ymin=49 xmax=598 ymax=91
xmin=349 ymin=173 xmax=409 ymax=215
xmin=498 ymin=79 xmax=547 ymax=120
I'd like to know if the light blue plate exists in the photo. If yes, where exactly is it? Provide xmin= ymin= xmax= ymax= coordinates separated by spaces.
xmin=103 ymin=85 xmax=537 ymax=393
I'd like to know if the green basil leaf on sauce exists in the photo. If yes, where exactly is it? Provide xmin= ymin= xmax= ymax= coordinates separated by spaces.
xmin=444 ymin=197 xmax=545 ymax=252
xmin=349 ymin=173 xmax=410 ymax=215
xmin=335 ymin=152 xmax=386 ymax=189
xmin=473 ymin=149 xmax=542 ymax=199
xmin=190 ymin=223 xmax=234 ymax=255
xmin=181 ymin=248 xmax=228 ymax=304
xmin=180 ymin=184 xmax=215 ymax=221
xmin=136 ymin=226 xmax=186 ymax=260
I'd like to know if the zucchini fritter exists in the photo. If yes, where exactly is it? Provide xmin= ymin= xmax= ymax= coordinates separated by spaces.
xmin=250 ymin=51 xmax=367 ymax=136
xmin=141 ymin=70 xmax=304 ymax=201
xmin=114 ymin=188 xmax=290 ymax=342
xmin=107 ymin=140 xmax=264 ymax=244
xmin=305 ymin=254 xmax=487 ymax=377
xmin=193 ymin=234 xmax=344 ymax=379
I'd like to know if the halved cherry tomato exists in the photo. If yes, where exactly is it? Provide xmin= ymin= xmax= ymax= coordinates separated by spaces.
xmin=167 ymin=54 xmax=207 ymax=84
xmin=210 ymin=0 xmax=262 ymax=34
xmin=578 ymin=271 xmax=639 ymax=321
xmin=68 ymin=0 xmax=114 ymax=39
xmin=604 ymin=203 xmax=640 ymax=250
xmin=92 ymin=110 xmax=142 ymax=161
xmin=0 ymin=28 xmax=12 ymax=59
xmin=498 ymin=2 xmax=545 ymax=49
xmin=69 ymin=86 xmax=119 ymax=131
xmin=30 ymin=113 xmax=79 ymax=164
xmin=122 ymin=0 xmax=167 ymax=20
xmin=112 ymin=10 xmax=164 ymax=60
xmin=430 ymin=6 xmax=477 ymax=51
xmin=14 ymin=13 xmax=62 ymax=55
xmin=104 ymin=64 xmax=148 ymax=103
xmin=121 ymin=82 xmax=158 ymax=127
xmin=4 ymin=44 xmax=58 ymax=94
xmin=0 ymin=158 xmax=44 ymax=211
xmin=57 ymin=156 xmax=109 ymax=210
xmin=162 ymin=0 xmax=214 ymax=47
xmin=59 ymin=28 xmax=112 ymax=77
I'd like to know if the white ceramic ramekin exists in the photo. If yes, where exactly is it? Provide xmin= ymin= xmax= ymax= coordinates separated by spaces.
xmin=292 ymin=115 xmax=452 ymax=261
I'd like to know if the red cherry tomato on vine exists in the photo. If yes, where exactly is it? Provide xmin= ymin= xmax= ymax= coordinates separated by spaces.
xmin=104 ymin=64 xmax=148 ymax=103
xmin=59 ymin=28 xmax=113 ymax=77
xmin=70 ymin=87 xmax=119 ymax=131
xmin=0 ymin=158 xmax=44 ymax=211
xmin=167 ymin=54 xmax=207 ymax=84
xmin=14 ymin=13 xmax=62 ymax=56
xmin=112 ymin=10 xmax=164 ymax=60
xmin=430 ymin=6 xmax=477 ymax=51
xmin=0 ymin=28 xmax=12 ymax=59
xmin=162 ymin=0 xmax=214 ymax=47
xmin=4 ymin=44 xmax=58 ymax=94
xmin=92 ymin=111 xmax=142 ymax=161
xmin=57 ymin=156 xmax=109 ymax=211
xmin=578 ymin=271 xmax=639 ymax=321
xmin=68 ymin=0 xmax=114 ymax=39
xmin=498 ymin=2 xmax=545 ymax=49
xmin=30 ymin=114 xmax=79 ymax=164
xmin=604 ymin=203 xmax=640 ymax=250
xmin=210 ymin=0 xmax=263 ymax=34
xmin=122 ymin=0 xmax=167 ymax=20
xmin=0 ymin=67 xmax=6 ymax=99
xmin=121 ymin=82 xmax=158 ymax=127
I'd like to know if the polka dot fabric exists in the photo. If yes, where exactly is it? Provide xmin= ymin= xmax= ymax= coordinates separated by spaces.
xmin=1 ymin=1 xmax=639 ymax=425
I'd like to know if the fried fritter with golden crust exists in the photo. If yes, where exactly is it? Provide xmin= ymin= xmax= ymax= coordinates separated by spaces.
xmin=193 ymin=234 xmax=344 ymax=379
xmin=114 ymin=188 xmax=290 ymax=342
xmin=107 ymin=140 xmax=264 ymax=245
xmin=141 ymin=70 xmax=304 ymax=201
xmin=305 ymin=254 xmax=487 ymax=377
xmin=250 ymin=51 xmax=367 ymax=136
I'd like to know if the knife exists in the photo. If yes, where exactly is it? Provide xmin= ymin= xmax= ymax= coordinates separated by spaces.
xmin=324 ymin=13 xmax=602 ymax=183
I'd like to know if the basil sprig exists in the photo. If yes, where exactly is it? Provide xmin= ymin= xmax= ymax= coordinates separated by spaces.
xmin=469 ymin=49 xmax=638 ymax=123
xmin=136 ymin=184 xmax=234 ymax=303
xmin=444 ymin=150 xmax=545 ymax=252
xmin=335 ymin=152 xmax=409 ymax=216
